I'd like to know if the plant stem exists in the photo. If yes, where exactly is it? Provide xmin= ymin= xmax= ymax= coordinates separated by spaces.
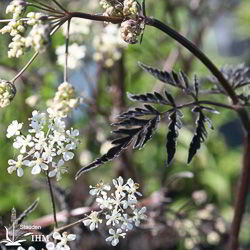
xmin=47 ymin=172 xmax=58 ymax=228
xmin=54 ymin=218 xmax=85 ymax=233
xmin=11 ymin=52 xmax=39 ymax=83
xmin=69 ymin=11 xmax=123 ymax=24
xmin=50 ymin=0 xmax=69 ymax=13
xmin=143 ymin=16 xmax=250 ymax=250
xmin=166 ymin=100 xmax=236 ymax=113
xmin=64 ymin=19 xmax=71 ymax=82
xmin=229 ymin=133 xmax=250 ymax=250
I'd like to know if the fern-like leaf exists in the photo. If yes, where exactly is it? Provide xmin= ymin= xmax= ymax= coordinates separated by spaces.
xmin=166 ymin=111 xmax=183 ymax=164
xmin=75 ymin=115 xmax=160 ymax=179
xmin=127 ymin=91 xmax=170 ymax=105
xmin=118 ymin=105 xmax=159 ymax=119
xmin=188 ymin=107 xmax=213 ymax=163
xmin=138 ymin=62 xmax=185 ymax=89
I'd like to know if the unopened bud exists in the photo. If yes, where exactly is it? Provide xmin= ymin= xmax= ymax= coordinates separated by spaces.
xmin=0 ymin=80 xmax=16 ymax=108
xmin=120 ymin=20 xmax=141 ymax=44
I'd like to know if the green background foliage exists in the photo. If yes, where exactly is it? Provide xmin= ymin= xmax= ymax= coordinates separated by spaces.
xmin=0 ymin=0 xmax=250 ymax=249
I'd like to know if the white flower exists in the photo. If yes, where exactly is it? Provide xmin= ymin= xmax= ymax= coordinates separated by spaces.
xmin=17 ymin=247 xmax=36 ymax=250
xmin=121 ymin=214 xmax=133 ymax=231
xmin=0 ymin=80 xmax=16 ymax=107
xmin=113 ymin=176 xmax=127 ymax=198
xmin=26 ymin=12 xmax=44 ymax=26
xmin=42 ymin=145 xmax=56 ymax=163
xmin=96 ymin=195 xmax=113 ymax=210
xmin=29 ymin=152 xmax=48 ymax=174
xmin=50 ymin=117 xmax=66 ymax=133
xmin=7 ymin=154 xmax=29 ymax=177
xmin=133 ymin=207 xmax=147 ymax=226
xmin=62 ymin=18 xmax=92 ymax=36
xmin=126 ymin=178 xmax=142 ymax=198
xmin=66 ymin=128 xmax=80 ymax=147
xmin=29 ymin=110 xmax=46 ymax=133
xmin=89 ymin=180 xmax=111 ymax=196
xmin=8 ymin=33 xmax=26 ymax=58
xmin=123 ymin=0 xmax=140 ymax=16
xmin=105 ymin=228 xmax=126 ymax=246
xmin=7 ymin=120 xmax=22 ymax=138
xmin=13 ymin=134 xmax=34 ymax=153
xmin=56 ymin=43 xmax=86 ymax=69
xmin=49 ymin=130 xmax=65 ymax=146
xmin=25 ymin=95 xmax=39 ymax=107
xmin=93 ymin=24 xmax=126 ymax=68
xmin=33 ymin=131 xmax=46 ymax=150
xmin=6 ymin=0 xmax=27 ymax=19
xmin=49 ymin=159 xmax=67 ymax=181
xmin=0 ymin=20 xmax=25 ymax=36
xmin=27 ymin=24 xmax=50 ymax=52
xmin=105 ymin=210 xmax=121 ymax=226
xmin=121 ymin=195 xmax=137 ymax=210
xmin=57 ymin=143 xmax=75 ymax=161
xmin=83 ymin=211 xmax=103 ymax=231
xmin=54 ymin=232 xmax=76 ymax=249
xmin=46 ymin=232 xmax=76 ymax=250
xmin=47 ymin=81 xmax=80 ymax=118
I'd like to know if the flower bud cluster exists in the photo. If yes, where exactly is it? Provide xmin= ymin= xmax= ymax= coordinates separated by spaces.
xmin=120 ymin=19 xmax=141 ymax=44
xmin=99 ymin=0 xmax=142 ymax=44
xmin=0 ymin=80 xmax=16 ymax=108
xmin=1 ymin=2 xmax=50 ymax=57
xmin=6 ymin=0 xmax=27 ymax=20
xmin=83 ymin=176 xmax=147 ymax=246
xmin=100 ymin=0 xmax=140 ymax=18
xmin=47 ymin=81 xmax=82 ymax=118
xmin=6 ymin=110 xmax=80 ymax=180
xmin=123 ymin=0 xmax=139 ymax=16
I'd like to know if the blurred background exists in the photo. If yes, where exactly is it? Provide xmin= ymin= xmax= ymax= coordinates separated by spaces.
xmin=0 ymin=0 xmax=250 ymax=249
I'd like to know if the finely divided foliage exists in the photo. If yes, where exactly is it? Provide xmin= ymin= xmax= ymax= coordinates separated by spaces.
xmin=76 ymin=62 xmax=219 ymax=179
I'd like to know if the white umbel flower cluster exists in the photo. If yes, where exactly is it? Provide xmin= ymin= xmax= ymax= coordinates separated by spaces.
xmin=1 ymin=1 xmax=50 ymax=57
xmin=56 ymin=43 xmax=86 ymax=69
xmin=0 ymin=80 xmax=16 ymax=108
xmin=99 ymin=0 xmax=142 ymax=44
xmin=6 ymin=110 xmax=80 ymax=180
xmin=93 ymin=24 xmax=127 ymax=68
xmin=47 ymin=81 xmax=81 ymax=118
xmin=83 ymin=176 xmax=147 ymax=246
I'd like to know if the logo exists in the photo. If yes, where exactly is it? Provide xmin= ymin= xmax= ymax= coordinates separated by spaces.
xmin=0 ymin=226 xmax=32 ymax=246
xmin=0 ymin=208 xmax=43 ymax=247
